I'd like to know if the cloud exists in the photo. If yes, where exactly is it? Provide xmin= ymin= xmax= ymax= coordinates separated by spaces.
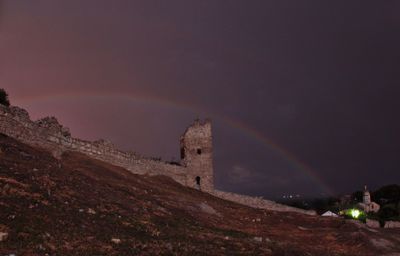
xmin=227 ymin=165 xmax=254 ymax=185
xmin=224 ymin=164 xmax=303 ymax=190
xmin=0 ymin=0 xmax=3 ymax=28
xmin=276 ymin=104 xmax=296 ymax=121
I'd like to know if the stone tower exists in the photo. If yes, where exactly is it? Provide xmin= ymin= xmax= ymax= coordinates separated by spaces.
xmin=180 ymin=119 xmax=214 ymax=192
xmin=363 ymin=185 xmax=371 ymax=205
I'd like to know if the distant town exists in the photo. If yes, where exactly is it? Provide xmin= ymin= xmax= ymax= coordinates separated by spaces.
xmin=279 ymin=184 xmax=400 ymax=228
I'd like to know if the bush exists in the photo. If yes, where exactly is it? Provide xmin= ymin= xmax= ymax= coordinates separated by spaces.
xmin=0 ymin=89 xmax=10 ymax=107
xmin=373 ymin=184 xmax=400 ymax=204
xmin=379 ymin=204 xmax=399 ymax=220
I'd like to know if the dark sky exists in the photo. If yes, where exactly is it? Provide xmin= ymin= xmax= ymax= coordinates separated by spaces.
xmin=1 ymin=1 xmax=399 ymax=199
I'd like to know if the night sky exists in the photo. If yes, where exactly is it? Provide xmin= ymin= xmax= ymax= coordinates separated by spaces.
xmin=1 ymin=1 xmax=399 ymax=199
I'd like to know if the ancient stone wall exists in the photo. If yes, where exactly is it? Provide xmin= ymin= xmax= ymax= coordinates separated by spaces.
xmin=0 ymin=105 xmax=186 ymax=185
xmin=212 ymin=190 xmax=316 ymax=215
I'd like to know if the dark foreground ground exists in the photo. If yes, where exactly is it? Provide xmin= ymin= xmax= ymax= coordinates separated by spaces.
xmin=0 ymin=134 xmax=399 ymax=256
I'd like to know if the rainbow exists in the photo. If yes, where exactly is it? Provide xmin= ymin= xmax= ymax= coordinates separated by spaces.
xmin=13 ymin=90 xmax=334 ymax=195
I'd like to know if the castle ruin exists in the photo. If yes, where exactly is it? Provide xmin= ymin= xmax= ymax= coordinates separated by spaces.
xmin=180 ymin=120 xmax=214 ymax=192
xmin=0 ymin=104 xmax=315 ymax=215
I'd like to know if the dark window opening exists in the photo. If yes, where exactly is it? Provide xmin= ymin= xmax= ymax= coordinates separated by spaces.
xmin=197 ymin=148 xmax=202 ymax=155
xmin=195 ymin=176 xmax=201 ymax=185
xmin=180 ymin=148 xmax=185 ymax=159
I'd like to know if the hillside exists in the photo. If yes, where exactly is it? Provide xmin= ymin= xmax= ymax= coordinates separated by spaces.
xmin=1 ymin=134 xmax=400 ymax=256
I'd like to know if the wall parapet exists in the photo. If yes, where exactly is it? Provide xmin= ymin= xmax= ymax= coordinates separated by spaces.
xmin=0 ymin=104 xmax=186 ymax=184
xmin=212 ymin=190 xmax=316 ymax=216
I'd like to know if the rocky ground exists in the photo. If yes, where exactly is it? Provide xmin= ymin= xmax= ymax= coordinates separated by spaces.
xmin=0 ymin=133 xmax=399 ymax=256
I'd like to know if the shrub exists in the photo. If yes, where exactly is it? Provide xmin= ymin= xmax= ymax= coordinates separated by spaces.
xmin=0 ymin=88 xmax=10 ymax=107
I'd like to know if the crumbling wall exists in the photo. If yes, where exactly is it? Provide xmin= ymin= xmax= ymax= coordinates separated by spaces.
xmin=0 ymin=106 xmax=61 ymax=154
xmin=0 ymin=105 xmax=186 ymax=185
xmin=212 ymin=190 xmax=316 ymax=215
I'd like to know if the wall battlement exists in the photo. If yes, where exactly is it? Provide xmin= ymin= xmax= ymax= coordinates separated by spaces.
xmin=0 ymin=104 xmax=315 ymax=215
xmin=0 ymin=104 xmax=189 ymax=187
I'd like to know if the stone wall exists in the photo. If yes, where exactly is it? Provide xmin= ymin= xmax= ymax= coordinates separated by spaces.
xmin=364 ymin=219 xmax=400 ymax=229
xmin=384 ymin=221 xmax=400 ymax=229
xmin=0 ymin=104 xmax=316 ymax=215
xmin=212 ymin=190 xmax=316 ymax=215
xmin=0 ymin=105 xmax=187 ymax=185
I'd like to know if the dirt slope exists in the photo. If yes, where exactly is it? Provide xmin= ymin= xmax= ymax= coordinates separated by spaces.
xmin=0 ymin=134 xmax=399 ymax=255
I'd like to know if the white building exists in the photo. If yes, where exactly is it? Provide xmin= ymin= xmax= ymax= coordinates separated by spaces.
xmin=321 ymin=211 xmax=338 ymax=217
xmin=357 ymin=185 xmax=380 ymax=213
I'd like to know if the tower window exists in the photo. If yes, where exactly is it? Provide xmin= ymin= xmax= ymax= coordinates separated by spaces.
xmin=180 ymin=148 xmax=185 ymax=159
xmin=195 ymin=176 xmax=201 ymax=190
xmin=197 ymin=148 xmax=202 ymax=155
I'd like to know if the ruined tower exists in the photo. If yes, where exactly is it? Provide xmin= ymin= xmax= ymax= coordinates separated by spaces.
xmin=180 ymin=119 xmax=214 ymax=192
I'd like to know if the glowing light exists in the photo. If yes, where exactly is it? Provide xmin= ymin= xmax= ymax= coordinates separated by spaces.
xmin=351 ymin=209 xmax=361 ymax=219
